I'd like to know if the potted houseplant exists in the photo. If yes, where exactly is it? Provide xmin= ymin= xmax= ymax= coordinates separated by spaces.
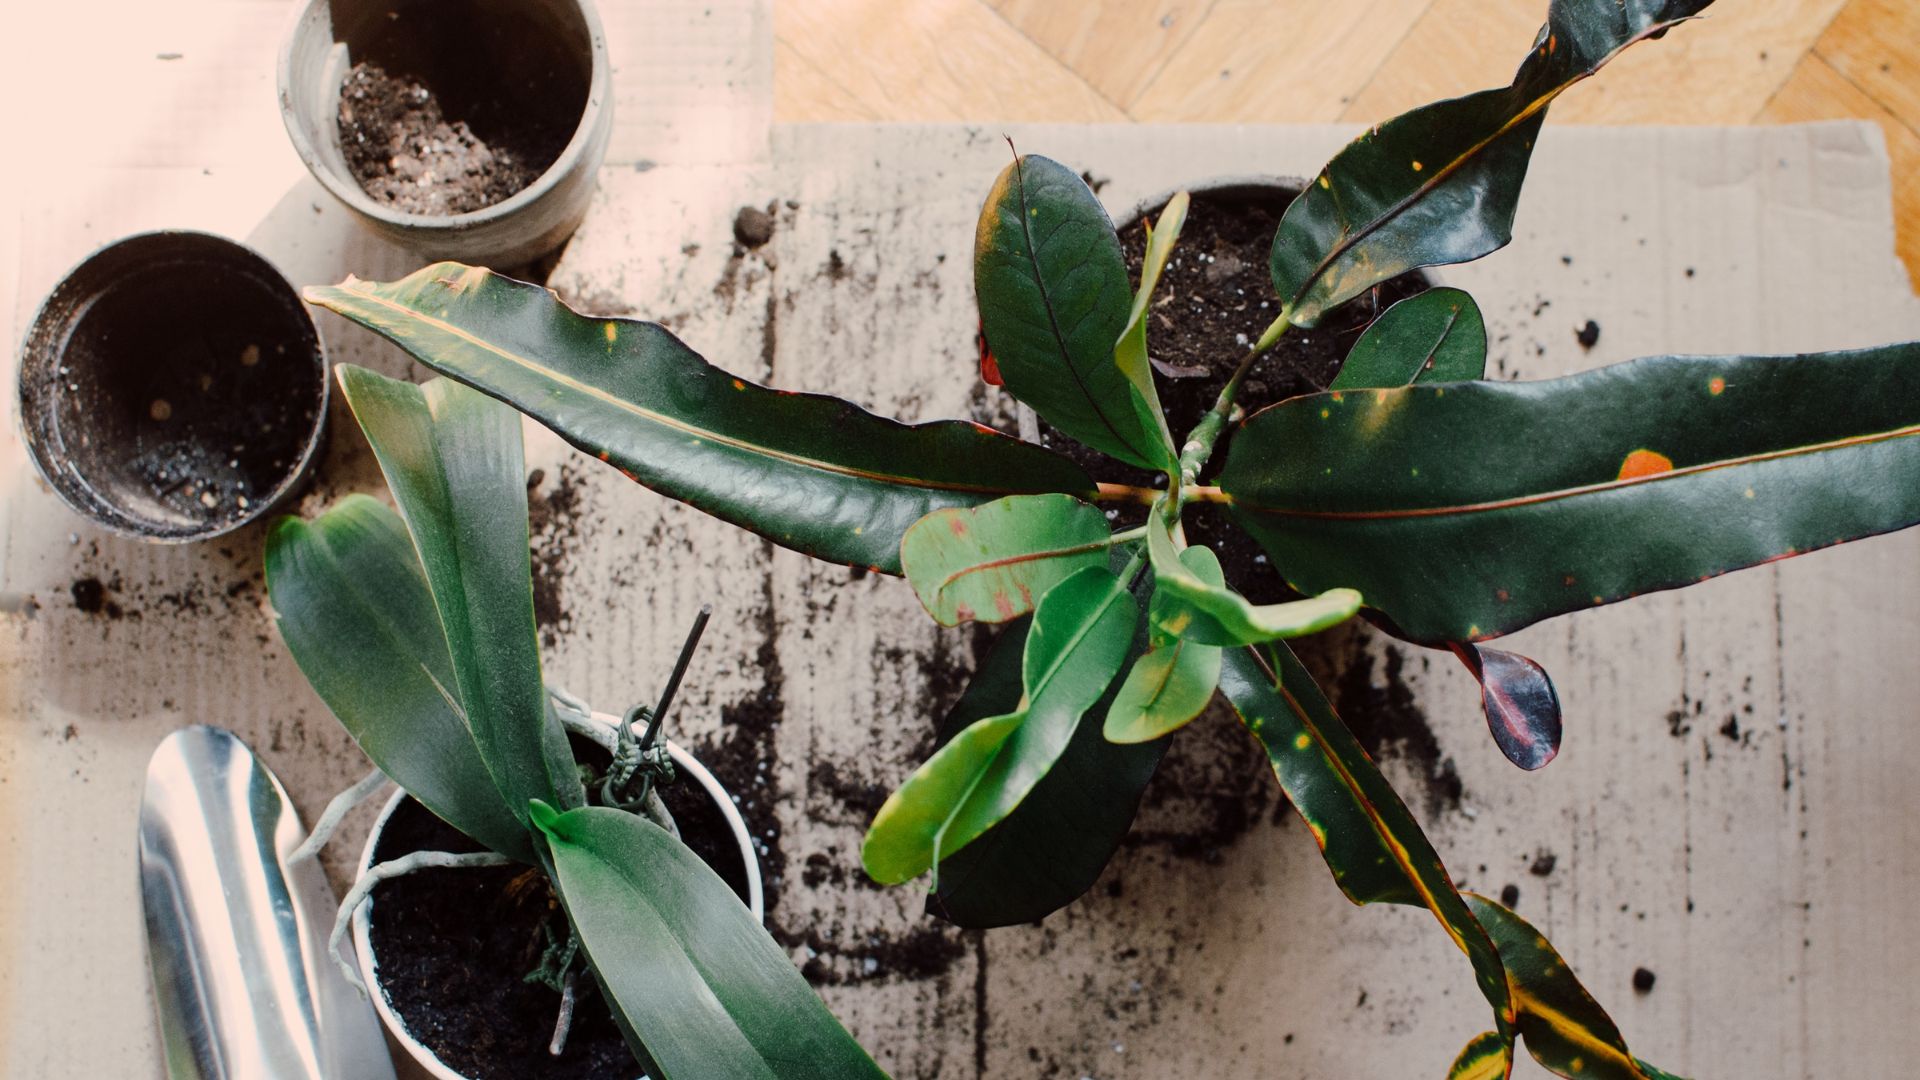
xmin=302 ymin=0 xmax=1920 ymax=1074
xmin=265 ymin=364 xmax=886 ymax=1078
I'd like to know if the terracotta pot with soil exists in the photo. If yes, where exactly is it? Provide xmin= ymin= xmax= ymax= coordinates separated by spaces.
xmin=352 ymin=722 xmax=763 ymax=1080
xmin=16 ymin=231 xmax=329 ymax=542
xmin=279 ymin=0 xmax=612 ymax=266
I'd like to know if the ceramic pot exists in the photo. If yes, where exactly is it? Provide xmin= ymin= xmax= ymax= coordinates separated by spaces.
xmin=278 ymin=0 xmax=613 ymax=266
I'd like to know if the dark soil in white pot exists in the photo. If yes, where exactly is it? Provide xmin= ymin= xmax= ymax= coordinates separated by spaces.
xmin=366 ymin=774 xmax=752 ymax=1080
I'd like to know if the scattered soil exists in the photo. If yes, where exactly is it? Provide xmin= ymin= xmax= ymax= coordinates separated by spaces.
xmin=733 ymin=205 xmax=776 ymax=249
xmin=1530 ymin=851 xmax=1558 ymax=877
xmin=367 ymin=771 xmax=753 ymax=1078
xmin=527 ymin=466 xmax=589 ymax=649
xmin=1036 ymin=184 xmax=1429 ymax=604
xmin=338 ymin=62 xmax=544 ymax=216
xmin=1633 ymin=966 xmax=1657 ymax=993
xmin=1501 ymin=883 xmax=1522 ymax=907
xmin=1329 ymin=643 xmax=1464 ymax=819
xmin=1575 ymin=318 xmax=1601 ymax=350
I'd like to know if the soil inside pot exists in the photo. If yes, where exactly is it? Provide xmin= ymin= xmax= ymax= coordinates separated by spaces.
xmin=1033 ymin=184 xmax=1429 ymax=603
xmin=29 ymin=258 xmax=324 ymax=534
xmin=332 ymin=0 xmax=589 ymax=216
xmin=338 ymin=63 xmax=543 ymax=215
xmin=367 ymin=772 xmax=753 ymax=1080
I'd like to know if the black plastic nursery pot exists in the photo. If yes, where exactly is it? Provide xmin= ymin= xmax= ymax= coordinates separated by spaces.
xmin=279 ymin=0 xmax=613 ymax=266
xmin=16 ymin=231 xmax=329 ymax=543
xmin=352 ymin=733 xmax=762 ymax=1080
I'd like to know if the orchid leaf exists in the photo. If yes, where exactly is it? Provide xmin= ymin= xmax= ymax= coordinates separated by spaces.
xmin=975 ymin=155 xmax=1177 ymax=472
xmin=1453 ymin=642 xmax=1563 ymax=770
xmin=901 ymin=493 xmax=1114 ymax=625
xmin=264 ymin=495 xmax=533 ymax=863
xmin=927 ymin=609 xmax=1169 ymax=928
xmin=863 ymin=564 xmax=1137 ymax=885
xmin=532 ymin=802 xmax=888 ymax=1080
xmin=1332 ymin=286 xmax=1487 ymax=390
xmin=1105 ymin=545 xmax=1222 ymax=744
xmin=1146 ymin=500 xmax=1360 ymax=645
xmin=308 ymin=265 xmax=1094 ymax=575
xmin=1221 ymin=343 xmax=1920 ymax=644
xmin=1270 ymin=1 xmax=1713 ymax=326
xmin=337 ymin=366 xmax=583 ymax=830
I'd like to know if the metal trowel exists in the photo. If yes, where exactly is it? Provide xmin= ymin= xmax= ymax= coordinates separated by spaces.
xmin=139 ymin=725 xmax=396 ymax=1079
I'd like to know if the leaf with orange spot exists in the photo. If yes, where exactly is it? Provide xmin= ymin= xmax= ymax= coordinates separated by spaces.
xmin=901 ymin=494 xmax=1114 ymax=626
xmin=1616 ymin=449 xmax=1673 ymax=480
xmin=1222 ymin=343 xmax=1920 ymax=644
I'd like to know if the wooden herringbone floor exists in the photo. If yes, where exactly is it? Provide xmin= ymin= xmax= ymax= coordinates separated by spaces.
xmin=775 ymin=0 xmax=1920 ymax=287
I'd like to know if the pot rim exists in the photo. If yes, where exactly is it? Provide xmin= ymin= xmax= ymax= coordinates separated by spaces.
xmin=275 ymin=0 xmax=613 ymax=233
xmin=350 ymin=723 xmax=763 ymax=1080
xmin=13 ymin=228 xmax=330 ymax=544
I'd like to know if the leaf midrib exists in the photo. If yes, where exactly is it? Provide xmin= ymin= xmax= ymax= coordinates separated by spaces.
xmin=1237 ymin=422 xmax=1920 ymax=521
xmin=324 ymin=284 xmax=1055 ymax=499
xmin=1290 ymin=19 xmax=1688 ymax=313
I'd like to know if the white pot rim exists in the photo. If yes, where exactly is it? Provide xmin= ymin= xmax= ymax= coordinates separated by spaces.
xmin=350 ymin=721 xmax=764 ymax=1080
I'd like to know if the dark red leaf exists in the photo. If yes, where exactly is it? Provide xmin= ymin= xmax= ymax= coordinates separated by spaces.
xmin=1451 ymin=642 xmax=1562 ymax=770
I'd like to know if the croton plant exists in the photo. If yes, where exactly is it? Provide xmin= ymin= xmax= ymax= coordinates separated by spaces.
xmin=306 ymin=0 xmax=1920 ymax=1075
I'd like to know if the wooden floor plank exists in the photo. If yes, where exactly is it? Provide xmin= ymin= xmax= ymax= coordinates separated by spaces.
xmin=1127 ymin=0 xmax=1434 ymax=122
xmin=1814 ymin=0 xmax=1920 ymax=132
xmin=1760 ymin=51 xmax=1920 ymax=288
xmin=773 ymin=0 xmax=1124 ymax=122
xmin=1339 ymin=0 xmax=1847 ymax=124
xmin=987 ymin=0 xmax=1215 ymax=112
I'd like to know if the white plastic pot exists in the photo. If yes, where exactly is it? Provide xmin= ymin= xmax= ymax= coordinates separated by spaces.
xmin=351 ymin=725 xmax=763 ymax=1080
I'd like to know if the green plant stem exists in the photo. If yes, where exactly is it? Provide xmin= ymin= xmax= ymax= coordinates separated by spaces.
xmin=1175 ymin=313 xmax=1291 ymax=500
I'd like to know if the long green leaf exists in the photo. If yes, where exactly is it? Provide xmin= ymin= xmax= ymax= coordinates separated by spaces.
xmin=1466 ymin=894 xmax=1688 ymax=1080
xmin=1105 ymin=545 xmax=1222 ymax=743
xmin=1219 ymin=643 xmax=1512 ymax=1024
xmin=1223 ymin=642 xmax=1685 ymax=1079
xmin=975 ymin=155 xmax=1177 ymax=472
xmin=308 ymin=265 xmax=1094 ymax=575
xmin=338 ymin=366 xmax=583 ymax=830
xmin=927 ymin=593 xmax=1170 ymax=928
xmin=532 ymin=802 xmax=888 ymax=1080
xmin=1146 ymin=500 xmax=1360 ymax=645
xmin=1111 ymin=191 xmax=1187 ymax=452
xmin=264 ymin=496 xmax=533 ymax=862
xmin=1332 ymin=286 xmax=1487 ymax=390
xmin=1270 ymin=0 xmax=1712 ymax=326
xmin=863 ymin=564 xmax=1137 ymax=884
xmin=1220 ymin=344 xmax=1920 ymax=644
xmin=901 ymin=493 xmax=1113 ymax=625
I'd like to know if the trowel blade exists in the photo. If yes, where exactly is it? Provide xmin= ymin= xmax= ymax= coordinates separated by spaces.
xmin=139 ymin=725 xmax=396 ymax=1080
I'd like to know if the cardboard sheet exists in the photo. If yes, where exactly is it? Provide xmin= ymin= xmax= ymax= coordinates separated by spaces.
xmin=4 ymin=2 xmax=1919 ymax=1076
